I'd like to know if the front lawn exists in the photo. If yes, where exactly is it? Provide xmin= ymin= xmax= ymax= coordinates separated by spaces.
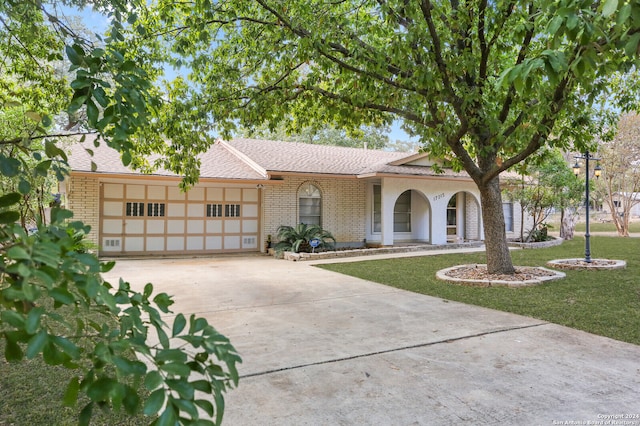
xmin=317 ymin=237 xmax=640 ymax=345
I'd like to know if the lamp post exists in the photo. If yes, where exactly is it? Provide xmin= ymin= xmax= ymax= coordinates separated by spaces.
xmin=573 ymin=151 xmax=602 ymax=263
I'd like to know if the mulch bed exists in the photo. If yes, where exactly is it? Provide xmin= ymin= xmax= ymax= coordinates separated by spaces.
xmin=443 ymin=264 xmax=558 ymax=282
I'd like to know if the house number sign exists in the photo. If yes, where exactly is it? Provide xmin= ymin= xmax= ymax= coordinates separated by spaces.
xmin=433 ymin=193 xmax=445 ymax=201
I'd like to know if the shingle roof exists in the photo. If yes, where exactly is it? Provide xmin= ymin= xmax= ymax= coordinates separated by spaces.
xmin=66 ymin=135 xmax=265 ymax=180
xmin=225 ymin=138 xmax=470 ymax=178
xmin=66 ymin=135 xmax=471 ymax=180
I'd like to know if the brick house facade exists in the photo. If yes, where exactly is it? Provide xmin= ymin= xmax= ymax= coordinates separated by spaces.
xmin=63 ymin=137 xmax=531 ymax=256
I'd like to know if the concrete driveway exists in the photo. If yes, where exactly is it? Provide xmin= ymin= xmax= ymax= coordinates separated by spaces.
xmin=103 ymin=252 xmax=640 ymax=425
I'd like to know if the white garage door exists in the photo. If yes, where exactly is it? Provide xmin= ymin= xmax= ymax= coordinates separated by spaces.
xmin=100 ymin=182 xmax=260 ymax=255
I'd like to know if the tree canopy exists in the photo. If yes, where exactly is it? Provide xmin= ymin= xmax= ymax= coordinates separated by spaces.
xmin=1 ymin=1 xmax=240 ymax=424
xmin=103 ymin=0 xmax=640 ymax=273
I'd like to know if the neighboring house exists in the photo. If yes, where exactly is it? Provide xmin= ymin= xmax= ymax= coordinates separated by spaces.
xmin=63 ymin=137 xmax=529 ymax=256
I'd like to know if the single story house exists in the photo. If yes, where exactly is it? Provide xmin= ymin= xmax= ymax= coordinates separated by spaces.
xmin=63 ymin=137 xmax=529 ymax=256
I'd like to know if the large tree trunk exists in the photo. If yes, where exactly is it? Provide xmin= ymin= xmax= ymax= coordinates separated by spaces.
xmin=478 ymin=176 xmax=516 ymax=274
xmin=560 ymin=208 xmax=576 ymax=240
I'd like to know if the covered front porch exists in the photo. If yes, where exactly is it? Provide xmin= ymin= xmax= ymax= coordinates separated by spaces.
xmin=365 ymin=177 xmax=484 ymax=247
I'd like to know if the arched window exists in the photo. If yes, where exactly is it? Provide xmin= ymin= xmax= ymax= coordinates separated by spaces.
xmin=394 ymin=190 xmax=412 ymax=232
xmin=299 ymin=183 xmax=322 ymax=225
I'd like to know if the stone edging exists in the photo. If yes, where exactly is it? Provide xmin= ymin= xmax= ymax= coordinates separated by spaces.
xmin=281 ymin=242 xmax=484 ymax=261
xmin=508 ymin=237 xmax=563 ymax=249
xmin=546 ymin=259 xmax=627 ymax=270
xmin=436 ymin=264 xmax=565 ymax=288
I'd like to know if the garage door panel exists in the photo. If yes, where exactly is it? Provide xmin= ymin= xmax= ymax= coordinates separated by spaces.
xmin=168 ymin=203 xmax=185 ymax=217
xmin=206 ymin=236 xmax=222 ymax=250
xmin=187 ymin=236 xmax=203 ymax=250
xmin=126 ymin=185 xmax=145 ymax=199
xmin=224 ymin=220 xmax=241 ymax=233
xmin=187 ymin=220 xmax=204 ymax=234
xmin=103 ymin=219 xmax=122 ymax=233
xmin=206 ymin=220 xmax=222 ymax=233
xmin=102 ymin=183 xmax=259 ymax=255
xmin=243 ymin=189 xmax=258 ymax=202
xmin=125 ymin=237 xmax=144 ymax=251
xmin=167 ymin=236 xmax=184 ymax=251
xmin=104 ymin=183 xmax=123 ymax=198
xmin=125 ymin=220 xmax=144 ymax=233
xmin=243 ymin=204 xmax=258 ymax=217
xmin=147 ymin=220 xmax=165 ymax=234
xmin=104 ymin=201 xmax=123 ymax=216
xmin=147 ymin=186 xmax=165 ymax=200
xmin=146 ymin=237 xmax=165 ymax=251
xmin=224 ymin=235 xmax=240 ymax=249
xmin=187 ymin=204 xmax=204 ymax=217
xmin=243 ymin=220 xmax=258 ymax=233
xmin=167 ymin=220 xmax=184 ymax=234
xmin=225 ymin=188 xmax=241 ymax=201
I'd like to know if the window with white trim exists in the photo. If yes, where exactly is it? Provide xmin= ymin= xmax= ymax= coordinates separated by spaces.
xmin=125 ymin=202 xmax=144 ymax=217
xmin=299 ymin=183 xmax=321 ymax=225
xmin=373 ymin=185 xmax=381 ymax=233
xmin=503 ymin=202 xmax=514 ymax=232
xmin=394 ymin=190 xmax=411 ymax=232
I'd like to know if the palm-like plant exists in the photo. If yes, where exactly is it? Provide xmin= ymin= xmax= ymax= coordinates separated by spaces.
xmin=274 ymin=223 xmax=336 ymax=253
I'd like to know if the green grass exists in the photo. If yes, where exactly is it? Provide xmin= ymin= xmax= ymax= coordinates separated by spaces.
xmin=317 ymin=237 xmax=640 ymax=345
xmin=573 ymin=221 xmax=640 ymax=233
xmin=0 ymin=306 xmax=150 ymax=426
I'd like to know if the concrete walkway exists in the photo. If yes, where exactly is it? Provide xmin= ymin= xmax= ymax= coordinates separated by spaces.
xmin=103 ymin=249 xmax=640 ymax=425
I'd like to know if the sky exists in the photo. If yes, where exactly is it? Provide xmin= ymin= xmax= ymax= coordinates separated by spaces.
xmin=72 ymin=5 xmax=415 ymax=145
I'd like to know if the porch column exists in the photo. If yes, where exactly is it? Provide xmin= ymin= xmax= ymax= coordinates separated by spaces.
xmin=381 ymin=186 xmax=395 ymax=246
xmin=430 ymin=197 xmax=448 ymax=245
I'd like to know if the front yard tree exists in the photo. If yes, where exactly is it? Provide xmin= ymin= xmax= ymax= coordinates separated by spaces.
xmin=599 ymin=112 xmax=640 ymax=237
xmin=128 ymin=0 xmax=640 ymax=274
xmin=1 ymin=1 xmax=240 ymax=424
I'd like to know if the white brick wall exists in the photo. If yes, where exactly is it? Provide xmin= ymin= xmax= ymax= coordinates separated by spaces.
xmin=263 ymin=176 xmax=367 ymax=246
xmin=66 ymin=175 xmax=100 ymax=247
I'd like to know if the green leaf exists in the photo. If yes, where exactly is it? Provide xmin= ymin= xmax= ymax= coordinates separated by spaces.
xmin=190 ymin=380 xmax=212 ymax=393
xmin=7 ymin=246 xmax=31 ymax=260
xmin=50 ymin=288 xmax=75 ymax=305
xmin=145 ymin=370 xmax=164 ymax=390
xmin=172 ymin=313 xmax=186 ymax=337
xmin=86 ymin=99 xmax=99 ymax=124
xmin=35 ymin=160 xmax=52 ymax=177
xmin=4 ymin=337 xmax=24 ymax=361
xmin=166 ymin=378 xmax=194 ymax=400
xmin=159 ymin=362 xmax=191 ymax=377
xmin=602 ymin=0 xmax=618 ymax=17
xmin=156 ymin=348 xmax=187 ymax=363
xmin=624 ymin=32 xmax=640 ymax=57
xmin=153 ymin=293 xmax=174 ymax=313
xmin=52 ymin=336 xmax=81 ymax=359
xmin=87 ymin=377 xmax=117 ymax=401
xmin=157 ymin=405 xmax=178 ymax=426
xmin=0 ymin=211 xmax=20 ymax=224
xmin=45 ymin=140 xmax=67 ymax=160
xmin=0 ymin=192 xmax=21 ymax=207
xmin=143 ymin=388 xmax=166 ymax=416
xmin=63 ymin=377 xmax=80 ymax=407
xmin=0 ymin=157 xmax=20 ymax=177
xmin=1 ymin=310 xmax=25 ymax=328
xmin=41 ymin=114 xmax=52 ymax=127
xmin=194 ymin=399 xmax=215 ymax=418
xmin=65 ymin=45 xmax=83 ymax=66
xmin=79 ymin=402 xmax=93 ymax=426
xmin=26 ymin=330 xmax=48 ymax=359
xmin=25 ymin=307 xmax=44 ymax=334
xmin=25 ymin=111 xmax=42 ymax=122
xmin=113 ymin=356 xmax=147 ymax=376
xmin=18 ymin=179 xmax=31 ymax=194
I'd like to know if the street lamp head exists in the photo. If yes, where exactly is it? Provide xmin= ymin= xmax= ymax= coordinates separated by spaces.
xmin=594 ymin=163 xmax=602 ymax=179
xmin=573 ymin=161 xmax=581 ymax=176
